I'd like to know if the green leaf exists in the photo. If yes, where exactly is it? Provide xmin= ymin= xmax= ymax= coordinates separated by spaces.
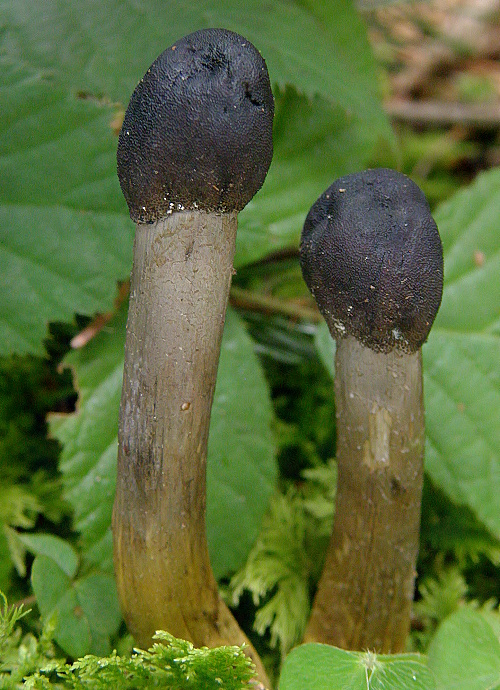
xmin=17 ymin=533 xmax=78 ymax=578
xmin=0 ymin=529 xmax=13 ymax=593
xmin=423 ymin=168 xmax=500 ymax=538
xmin=431 ymin=169 xmax=500 ymax=335
xmin=207 ymin=307 xmax=277 ymax=577
xmin=278 ymin=644 xmax=435 ymax=690
xmin=0 ymin=205 xmax=133 ymax=356
xmin=31 ymin=555 xmax=122 ymax=658
xmin=50 ymin=304 xmax=277 ymax=580
xmin=50 ymin=307 xmax=126 ymax=569
xmin=0 ymin=69 xmax=125 ymax=214
xmin=31 ymin=555 xmax=92 ymax=658
xmin=2 ymin=525 xmax=26 ymax=579
xmin=428 ymin=609 xmax=500 ymax=690
xmin=0 ymin=67 xmax=132 ymax=356
xmin=1 ymin=0 xmax=390 ymax=135
xmin=314 ymin=321 xmax=335 ymax=379
xmin=74 ymin=574 xmax=121 ymax=638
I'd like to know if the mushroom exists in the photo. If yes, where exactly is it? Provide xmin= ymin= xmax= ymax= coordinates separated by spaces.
xmin=112 ymin=28 xmax=273 ymax=683
xmin=300 ymin=168 xmax=443 ymax=652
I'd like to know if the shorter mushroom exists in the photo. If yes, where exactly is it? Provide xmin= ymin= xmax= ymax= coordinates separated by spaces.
xmin=300 ymin=168 xmax=443 ymax=652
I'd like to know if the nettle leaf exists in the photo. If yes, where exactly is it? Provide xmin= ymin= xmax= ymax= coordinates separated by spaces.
xmin=428 ymin=609 xmax=500 ymax=690
xmin=50 ymin=304 xmax=276 ymax=580
xmin=0 ymin=62 xmax=132 ymax=356
xmin=314 ymin=168 xmax=500 ymax=540
xmin=423 ymin=168 xmax=500 ymax=538
xmin=1 ymin=0 xmax=390 ymax=135
xmin=278 ymin=644 xmax=435 ymax=690
xmin=0 ymin=65 xmax=125 ymax=214
xmin=0 ymin=204 xmax=133 ymax=356
xmin=0 ymin=1 xmax=393 ymax=357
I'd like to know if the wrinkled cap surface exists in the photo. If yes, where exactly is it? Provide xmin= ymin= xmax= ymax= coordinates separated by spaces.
xmin=300 ymin=168 xmax=443 ymax=353
xmin=117 ymin=28 xmax=274 ymax=222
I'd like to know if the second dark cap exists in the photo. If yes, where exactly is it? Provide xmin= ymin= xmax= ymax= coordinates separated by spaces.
xmin=300 ymin=168 xmax=444 ymax=353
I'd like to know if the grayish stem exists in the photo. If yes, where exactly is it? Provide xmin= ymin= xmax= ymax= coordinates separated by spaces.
xmin=112 ymin=211 xmax=268 ymax=684
xmin=304 ymin=335 xmax=425 ymax=652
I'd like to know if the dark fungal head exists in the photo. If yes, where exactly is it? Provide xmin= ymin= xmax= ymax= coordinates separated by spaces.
xmin=117 ymin=28 xmax=274 ymax=223
xmin=300 ymin=168 xmax=443 ymax=353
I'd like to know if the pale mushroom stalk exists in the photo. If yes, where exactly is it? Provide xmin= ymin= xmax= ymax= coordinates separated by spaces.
xmin=112 ymin=29 xmax=274 ymax=684
xmin=300 ymin=169 xmax=443 ymax=653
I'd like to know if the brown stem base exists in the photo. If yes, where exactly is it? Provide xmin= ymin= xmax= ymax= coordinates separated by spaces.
xmin=112 ymin=212 xmax=268 ymax=685
xmin=304 ymin=335 xmax=425 ymax=652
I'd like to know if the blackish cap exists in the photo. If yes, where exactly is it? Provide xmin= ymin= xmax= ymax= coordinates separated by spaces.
xmin=300 ymin=168 xmax=443 ymax=353
xmin=117 ymin=28 xmax=274 ymax=222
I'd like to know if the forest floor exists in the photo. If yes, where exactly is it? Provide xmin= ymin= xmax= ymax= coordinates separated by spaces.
xmin=363 ymin=0 xmax=500 ymax=203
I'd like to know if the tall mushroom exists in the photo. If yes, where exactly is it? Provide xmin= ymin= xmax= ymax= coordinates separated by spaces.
xmin=300 ymin=168 xmax=443 ymax=652
xmin=112 ymin=28 xmax=274 ymax=683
